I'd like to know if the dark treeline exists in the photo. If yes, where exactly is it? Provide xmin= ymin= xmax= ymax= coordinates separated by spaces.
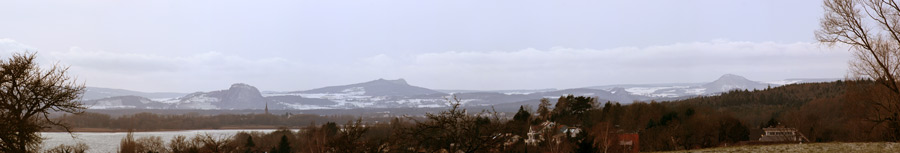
xmin=672 ymin=80 xmax=848 ymax=127
xmin=673 ymin=80 xmax=893 ymax=142
xmin=107 ymin=95 xmax=752 ymax=153
xmin=55 ymin=80 xmax=899 ymax=152
xmin=51 ymin=112 xmax=389 ymax=131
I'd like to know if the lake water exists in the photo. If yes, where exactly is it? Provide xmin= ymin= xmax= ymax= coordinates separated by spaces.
xmin=40 ymin=129 xmax=285 ymax=153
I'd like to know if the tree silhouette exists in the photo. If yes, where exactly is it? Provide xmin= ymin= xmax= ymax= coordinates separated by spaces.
xmin=277 ymin=135 xmax=291 ymax=153
xmin=536 ymin=98 xmax=552 ymax=122
xmin=244 ymin=136 xmax=255 ymax=153
xmin=400 ymin=96 xmax=511 ymax=153
xmin=817 ymin=0 xmax=900 ymax=139
xmin=0 ymin=52 xmax=85 ymax=153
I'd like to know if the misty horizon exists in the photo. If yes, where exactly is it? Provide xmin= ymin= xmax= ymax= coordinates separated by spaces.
xmin=84 ymin=73 xmax=842 ymax=94
xmin=7 ymin=0 xmax=900 ymax=152
xmin=1 ymin=0 xmax=849 ymax=93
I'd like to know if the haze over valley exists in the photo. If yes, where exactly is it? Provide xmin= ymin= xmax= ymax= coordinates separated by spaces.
xmin=82 ymin=74 xmax=838 ymax=112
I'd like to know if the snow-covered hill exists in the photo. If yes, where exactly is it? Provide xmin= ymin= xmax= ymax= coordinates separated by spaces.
xmin=270 ymin=79 xmax=451 ymax=109
xmin=82 ymin=75 xmax=841 ymax=110
xmin=587 ymin=74 xmax=839 ymax=98
xmin=296 ymin=78 xmax=444 ymax=96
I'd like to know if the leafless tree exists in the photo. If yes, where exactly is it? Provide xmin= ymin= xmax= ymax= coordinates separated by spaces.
xmin=399 ymin=96 xmax=513 ymax=153
xmin=817 ymin=0 xmax=900 ymax=139
xmin=0 ymin=52 xmax=85 ymax=153
xmin=46 ymin=142 xmax=89 ymax=153
xmin=327 ymin=118 xmax=369 ymax=153
xmin=168 ymin=135 xmax=194 ymax=153
xmin=193 ymin=133 xmax=235 ymax=153
xmin=818 ymin=0 xmax=900 ymax=87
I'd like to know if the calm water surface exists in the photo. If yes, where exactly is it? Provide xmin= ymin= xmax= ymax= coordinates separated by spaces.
xmin=41 ymin=129 xmax=286 ymax=153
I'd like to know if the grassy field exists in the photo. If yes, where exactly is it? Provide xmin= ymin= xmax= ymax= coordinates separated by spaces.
xmin=655 ymin=142 xmax=900 ymax=153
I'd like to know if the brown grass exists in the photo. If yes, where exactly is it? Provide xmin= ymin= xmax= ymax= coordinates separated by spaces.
xmin=654 ymin=142 xmax=900 ymax=153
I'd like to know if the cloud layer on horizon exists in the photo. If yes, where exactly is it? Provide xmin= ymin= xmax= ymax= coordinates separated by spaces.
xmin=0 ymin=38 xmax=850 ymax=92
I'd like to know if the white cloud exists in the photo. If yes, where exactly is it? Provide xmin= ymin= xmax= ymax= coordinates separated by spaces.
xmin=49 ymin=47 xmax=182 ymax=73
xmin=0 ymin=38 xmax=35 ymax=53
xmin=0 ymin=38 xmax=853 ymax=92
xmin=49 ymin=47 xmax=298 ymax=74
xmin=49 ymin=48 xmax=306 ymax=92
xmin=0 ymin=39 xmax=307 ymax=92
xmin=369 ymin=40 xmax=851 ymax=90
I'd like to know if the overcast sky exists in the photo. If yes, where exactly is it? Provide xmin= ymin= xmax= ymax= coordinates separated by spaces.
xmin=0 ymin=0 xmax=850 ymax=92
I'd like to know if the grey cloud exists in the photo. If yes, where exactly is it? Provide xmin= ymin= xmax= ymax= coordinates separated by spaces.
xmin=0 ymin=38 xmax=853 ymax=92
xmin=380 ymin=41 xmax=851 ymax=90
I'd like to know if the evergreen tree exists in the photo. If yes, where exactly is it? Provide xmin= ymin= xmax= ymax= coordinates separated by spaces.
xmin=513 ymin=106 xmax=531 ymax=122
xmin=575 ymin=131 xmax=597 ymax=153
xmin=244 ymin=136 xmax=255 ymax=153
xmin=765 ymin=117 xmax=779 ymax=128
xmin=322 ymin=122 xmax=339 ymax=137
xmin=551 ymin=96 xmax=571 ymax=122
xmin=277 ymin=135 xmax=291 ymax=153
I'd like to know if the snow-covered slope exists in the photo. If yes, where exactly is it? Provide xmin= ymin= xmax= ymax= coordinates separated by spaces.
xmin=587 ymin=74 xmax=835 ymax=98
xmin=297 ymin=78 xmax=444 ymax=96
xmin=267 ymin=79 xmax=451 ymax=109
xmin=82 ymin=75 xmax=842 ymax=110
xmin=766 ymin=78 xmax=842 ymax=85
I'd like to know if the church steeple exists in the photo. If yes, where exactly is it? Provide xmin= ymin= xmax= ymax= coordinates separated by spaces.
xmin=265 ymin=102 xmax=269 ymax=115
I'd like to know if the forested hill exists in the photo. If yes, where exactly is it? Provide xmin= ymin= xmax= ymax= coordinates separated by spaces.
xmin=664 ymin=80 xmax=851 ymax=126
xmin=577 ymin=80 xmax=889 ymax=151
xmin=647 ymin=79 xmax=895 ymax=143
xmin=674 ymin=80 xmax=847 ymax=108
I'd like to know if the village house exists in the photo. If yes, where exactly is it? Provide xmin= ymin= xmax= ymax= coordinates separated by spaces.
xmin=759 ymin=127 xmax=809 ymax=142
xmin=524 ymin=121 xmax=639 ymax=153
xmin=524 ymin=121 xmax=580 ymax=145
xmin=618 ymin=133 xmax=639 ymax=153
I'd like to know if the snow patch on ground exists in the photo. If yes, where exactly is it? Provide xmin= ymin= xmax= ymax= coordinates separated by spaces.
xmin=622 ymin=86 xmax=696 ymax=97
xmin=417 ymin=104 xmax=446 ymax=108
xmin=279 ymin=102 xmax=334 ymax=110
xmin=626 ymin=87 xmax=679 ymax=96
xmin=502 ymin=92 xmax=535 ymax=95
xmin=685 ymin=88 xmax=707 ymax=95
xmin=183 ymin=94 xmax=219 ymax=103
xmin=766 ymin=80 xmax=801 ymax=85
xmin=88 ymin=105 xmax=136 ymax=109
xmin=156 ymin=98 xmax=181 ymax=104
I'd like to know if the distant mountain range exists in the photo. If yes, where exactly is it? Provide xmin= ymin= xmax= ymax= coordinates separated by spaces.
xmin=81 ymin=74 xmax=840 ymax=110
xmin=583 ymin=74 xmax=773 ymax=98
xmin=83 ymin=87 xmax=187 ymax=100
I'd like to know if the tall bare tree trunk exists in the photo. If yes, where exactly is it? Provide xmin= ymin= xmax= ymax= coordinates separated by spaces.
xmin=817 ymin=0 xmax=900 ymax=140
